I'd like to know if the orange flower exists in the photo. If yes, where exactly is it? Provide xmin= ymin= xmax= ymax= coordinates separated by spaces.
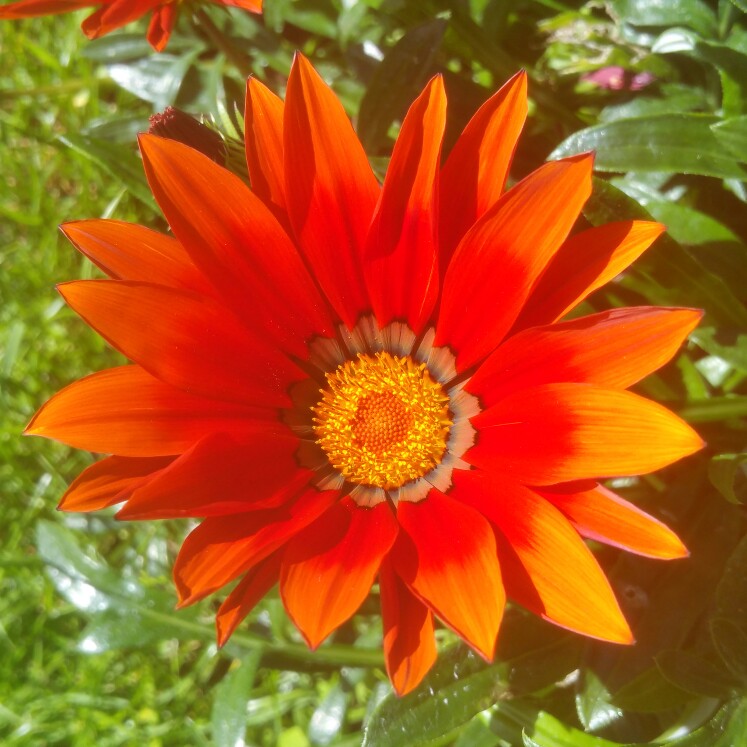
xmin=0 ymin=0 xmax=262 ymax=51
xmin=28 ymin=56 xmax=704 ymax=695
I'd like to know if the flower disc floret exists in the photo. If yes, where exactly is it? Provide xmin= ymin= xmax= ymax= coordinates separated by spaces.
xmin=313 ymin=352 xmax=452 ymax=489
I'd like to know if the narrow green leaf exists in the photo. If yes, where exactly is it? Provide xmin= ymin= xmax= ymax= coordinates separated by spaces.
xmin=211 ymin=651 xmax=262 ymax=747
xmin=708 ymin=453 xmax=747 ymax=504
xmin=677 ymin=396 xmax=747 ymax=423
xmin=551 ymin=115 xmax=747 ymax=179
xmin=57 ymin=134 xmax=156 ymax=210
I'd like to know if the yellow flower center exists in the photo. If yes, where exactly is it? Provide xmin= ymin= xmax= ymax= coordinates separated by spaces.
xmin=313 ymin=352 xmax=452 ymax=489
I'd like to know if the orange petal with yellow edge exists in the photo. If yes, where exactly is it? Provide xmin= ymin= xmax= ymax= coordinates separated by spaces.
xmin=393 ymin=489 xmax=504 ymax=660
xmin=439 ymin=70 xmax=527 ymax=262
xmin=58 ymin=455 xmax=173 ymax=512
xmin=437 ymin=154 xmax=593 ymax=370
xmin=468 ymin=306 xmax=703 ymax=407
xmin=25 ymin=366 xmax=275 ymax=457
xmin=217 ymin=551 xmax=282 ymax=648
xmin=283 ymin=54 xmax=379 ymax=328
xmin=538 ymin=482 xmax=688 ymax=559
xmin=469 ymin=383 xmax=704 ymax=485
xmin=364 ymin=75 xmax=445 ymax=333
xmin=379 ymin=557 xmax=437 ymax=696
xmin=454 ymin=471 xmax=633 ymax=644
xmin=516 ymin=221 xmax=665 ymax=330
xmin=174 ymin=487 xmax=340 ymax=607
xmin=280 ymin=499 xmax=398 ymax=648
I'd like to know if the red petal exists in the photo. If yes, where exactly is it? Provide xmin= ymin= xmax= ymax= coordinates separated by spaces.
xmin=538 ymin=482 xmax=688 ymax=559
xmin=174 ymin=486 xmax=340 ymax=606
xmin=436 ymin=154 xmax=593 ymax=370
xmin=364 ymin=76 xmax=445 ymax=332
xmin=117 ymin=431 xmax=311 ymax=520
xmin=58 ymin=455 xmax=173 ymax=512
xmin=516 ymin=221 xmax=665 ymax=330
xmin=469 ymin=383 xmax=704 ymax=484
xmin=59 ymin=279 xmax=302 ymax=407
xmin=210 ymin=0 xmax=262 ymax=11
xmin=60 ymin=220 xmax=213 ymax=295
xmin=393 ymin=490 xmax=504 ymax=659
xmin=283 ymin=54 xmax=379 ymax=327
xmin=245 ymin=77 xmax=286 ymax=213
xmin=379 ymin=558 xmax=437 ymax=696
xmin=468 ymin=306 xmax=703 ymax=407
xmin=26 ymin=366 xmax=274 ymax=457
xmin=439 ymin=71 xmax=527 ymax=263
xmin=216 ymin=552 xmax=282 ymax=647
xmin=454 ymin=471 xmax=633 ymax=644
xmin=280 ymin=499 xmax=398 ymax=648
xmin=139 ymin=133 xmax=334 ymax=357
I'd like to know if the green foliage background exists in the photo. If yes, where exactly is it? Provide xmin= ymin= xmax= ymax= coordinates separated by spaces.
xmin=1 ymin=0 xmax=747 ymax=745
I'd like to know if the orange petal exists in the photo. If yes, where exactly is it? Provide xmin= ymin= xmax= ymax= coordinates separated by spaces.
xmin=538 ymin=482 xmax=688 ymax=559
xmin=58 ymin=455 xmax=173 ymax=512
xmin=60 ymin=220 xmax=213 ymax=295
xmin=393 ymin=490 xmax=504 ymax=660
xmin=217 ymin=551 xmax=282 ymax=648
xmin=364 ymin=76 xmax=445 ymax=333
xmin=59 ymin=279 xmax=303 ymax=408
xmin=454 ymin=471 xmax=633 ymax=644
xmin=437 ymin=154 xmax=593 ymax=370
xmin=139 ymin=133 xmax=334 ymax=357
xmin=245 ymin=77 xmax=286 ymax=213
xmin=117 ymin=431 xmax=311 ymax=520
xmin=280 ymin=499 xmax=398 ymax=648
xmin=26 ymin=366 xmax=274 ymax=457
xmin=439 ymin=71 xmax=527 ymax=262
xmin=379 ymin=557 xmax=437 ymax=696
xmin=174 ymin=486 xmax=340 ymax=607
xmin=469 ymin=383 xmax=704 ymax=484
xmin=0 ymin=1 xmax=92 ymax=19
xmin=516 ymin=221 xmax=665 ymax=330
xmin=283 ymin=54 xmax=379 ymax=328
xmin=145 ymin=3 xmax=176 ymax=52
xmin=468 ymin=306 xmax=703 ymax=407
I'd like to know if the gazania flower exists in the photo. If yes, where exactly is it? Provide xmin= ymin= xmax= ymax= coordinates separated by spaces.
xmin=28 ymin=55 xmax=704 ymax=696
xmin=0 ymin=0 xmax=262 ymax=51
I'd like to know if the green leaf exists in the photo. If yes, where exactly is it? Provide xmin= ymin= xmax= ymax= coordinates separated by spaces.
xmin=551 ymin=114 xmax=747 ymax=179
xmin=362 ymin=646 xmax=506 ymax=747
xmin=211 ymin=652 xmax=262 ymax=747
xmin=611 ymin=666 xmax=694 ymax=713
xmin=711 ymin=536 xmax=747 ymax=681
xmin=609 ymin=0 xmax=718 ymax=37
xmin=655 ymin=649 xmax=741 ymax=698
xmin=691 ymin=328 xmax=747 ymax=373
xmin=708 ymin=452 xmax=747 ymax=504
xmin=57 ymin=134 xmax=156 ymax=210
xmin=576 ymin=670 xmax=623 ymax=732
xmin=583 ymin=179 xmax=747 ymax=329
xmin=358 ymin=19 xmax=447 ymax=151
xmin=107 ymin=48 xmax=204 ymax=109
xmin=730 ymin=0 xmax=747 ymax=13
xmin=712 ymin=116 xmax=747 ymax=160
